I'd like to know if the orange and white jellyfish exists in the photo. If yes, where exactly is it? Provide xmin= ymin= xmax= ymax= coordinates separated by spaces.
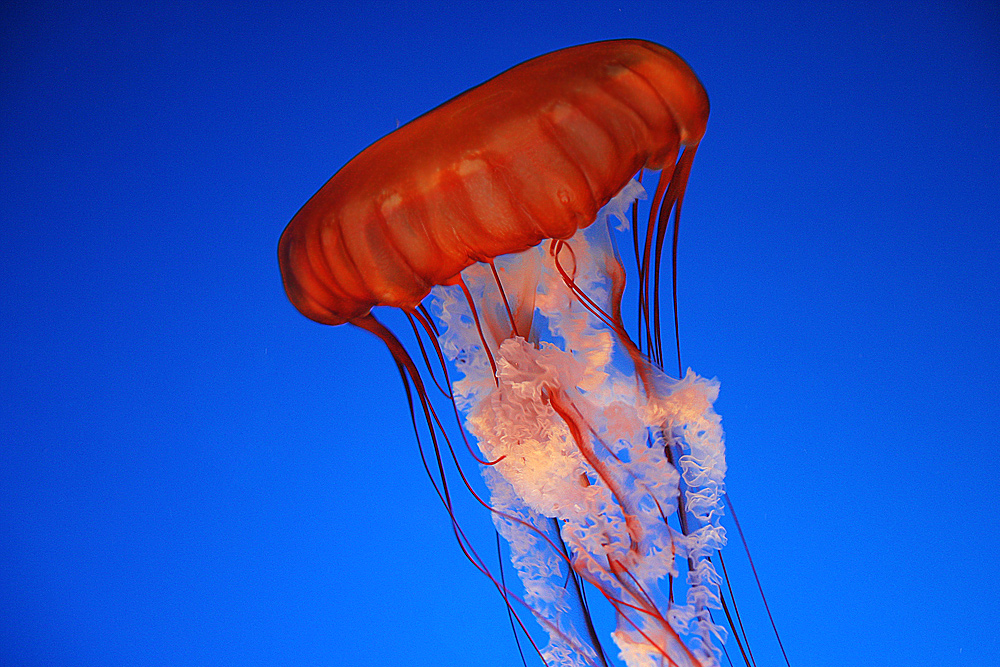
xmin=279 ymin=39 xmax=731 ymax=667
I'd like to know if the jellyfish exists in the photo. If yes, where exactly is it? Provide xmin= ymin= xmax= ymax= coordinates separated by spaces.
xmin=279 ymin=40 xmax=731 ymax=667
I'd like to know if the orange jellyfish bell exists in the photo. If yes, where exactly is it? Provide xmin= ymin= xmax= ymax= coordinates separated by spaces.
xmin=278 ymin=39 xmax=708 ymax=328
xmin=280 ymin=40 xmax=733 ymax=667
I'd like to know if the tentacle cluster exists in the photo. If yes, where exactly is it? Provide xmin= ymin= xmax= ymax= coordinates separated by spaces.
xmin=428 ymin=181 xmax=728 ymax=667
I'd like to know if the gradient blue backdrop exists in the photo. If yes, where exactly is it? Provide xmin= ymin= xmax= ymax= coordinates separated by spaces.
xmin=3 ymin=2 xmax=998 ymax=666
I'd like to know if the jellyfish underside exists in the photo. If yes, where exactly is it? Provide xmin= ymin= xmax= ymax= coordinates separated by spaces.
xmin=424 ymin=178 xmax=728 ymax=667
